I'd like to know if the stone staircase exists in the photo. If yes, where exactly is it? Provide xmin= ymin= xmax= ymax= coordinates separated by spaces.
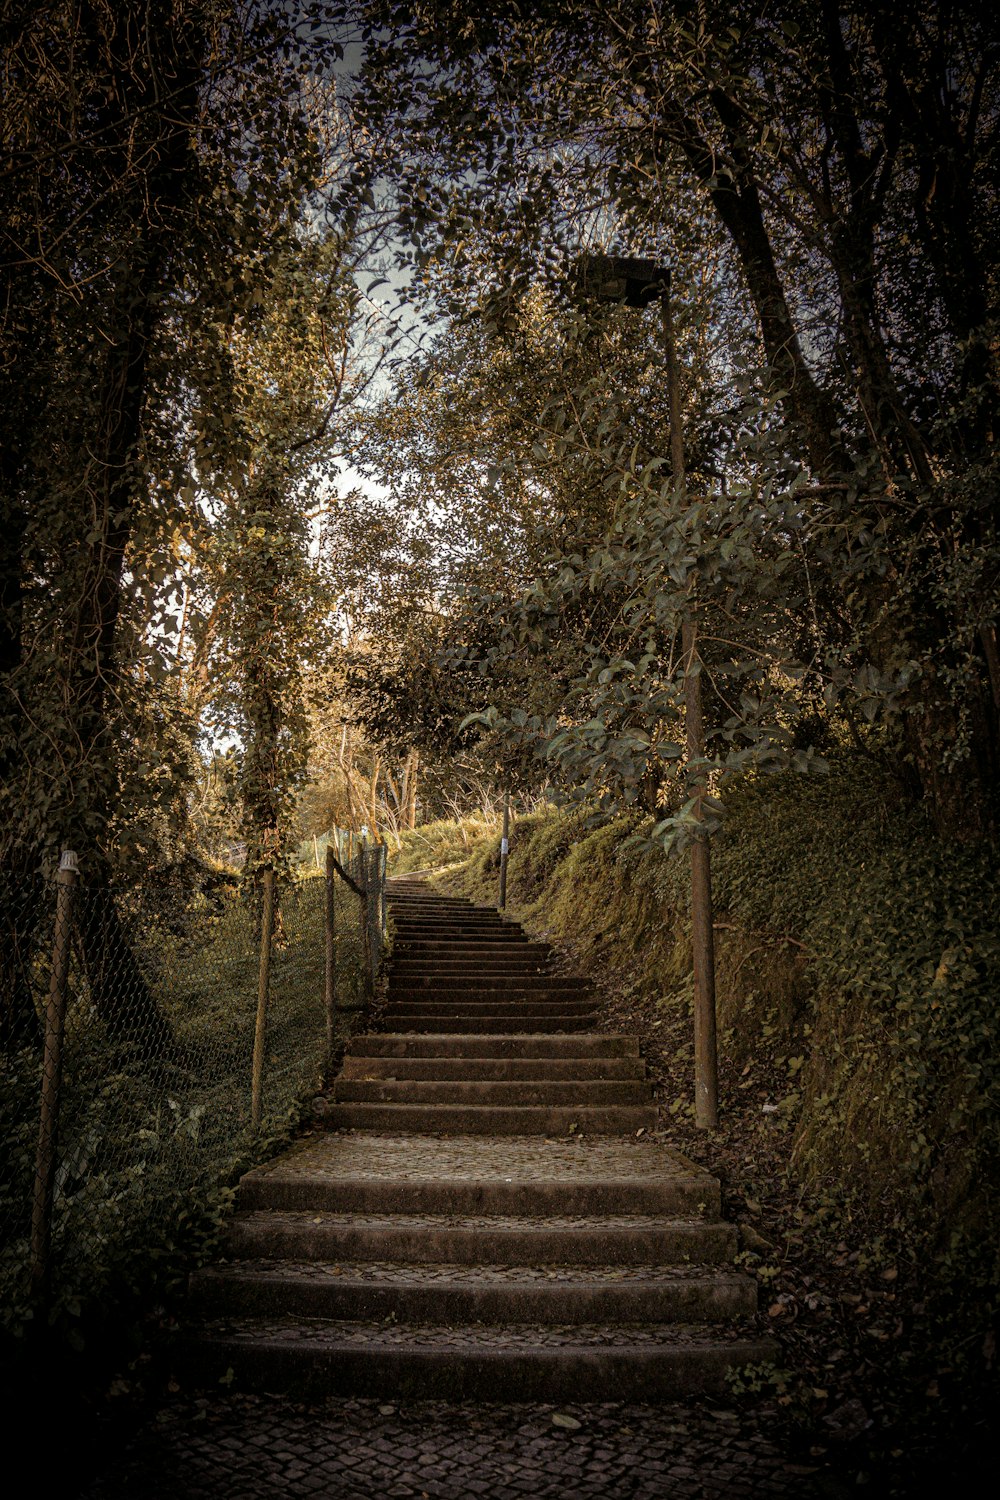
xmin=182 ymin=877 xmax=774 ymax=1399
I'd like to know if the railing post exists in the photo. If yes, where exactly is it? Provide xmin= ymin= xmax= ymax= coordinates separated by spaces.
xmin=251 ymin=865 xmax=275 ymax=1131
xmin=379 ymin=843 xmax=387 ymax=948
xmin=662 ymin=281 xmax=718 ymax=1130
xmin=499 ymin=791 xmax=510 ymax=911
xmin=31 ymin=849 xmax=79 ymax=1299
xmin=324 ymin=844 xmax=337 ymax=1066
xmin=360 ymin=848 xmax=372 ymax=993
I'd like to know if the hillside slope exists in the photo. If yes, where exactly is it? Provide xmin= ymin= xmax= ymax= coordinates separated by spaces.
xmin=393 ymin=758 xmax=998 ymax=1486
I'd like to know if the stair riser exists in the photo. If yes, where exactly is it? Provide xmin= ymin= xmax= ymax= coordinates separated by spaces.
xmin=225 ymin=1222 xmax=736 ymax=1265
xmin=382 ymin=1010 xmax=599 ymax=1023
xmin=339 ymin=1057 xmax=646 ymax=1081
xmin=389 ymin=960 xmax=554 ymax=972
xmin=322 ymin=1103 xmax=659 ymax=1132
xmin=182 ymin=1339 xmax=779 ymax=1402
xmin=373 ymin=1018 xmax=598 ymax=1034
xmin=389 ymin=978 xmax=590 ymax=991
xmin=384 ymin=1000 xmax=598 ymax=1013
xmin=391 ymin=943 xmax=548 ymax=954
xmin=345 ymin=1033 xmax=640 ymax=1058
xmin=189 ymin=1274 xmax=756 ymax=1325
xmin=333 ymin=1081 xmax=652 ymax=1106
xmin=236 ymin=1179 xmax=720 ymax=1217
xmin=391 ymin=926 xmax=519 ymax=938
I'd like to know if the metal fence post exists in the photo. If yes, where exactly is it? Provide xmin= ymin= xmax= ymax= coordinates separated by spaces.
xmin=324 ymin=845 xmax=337 ymax=1067
xmin=499 ymin=791 xmax=511 ymax=911
xmin=360 ymin=848 xmax=372 ymax=993
xmin=251 ymin=866 xmax=275 ymax=1131
xmin=30 ymin=849 xmax=79 ymax=1298
xmin=379 ymin=843 xmax=387 ymax=949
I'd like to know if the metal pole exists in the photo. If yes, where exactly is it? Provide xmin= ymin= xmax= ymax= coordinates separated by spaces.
xmin=379 ymin=843 xmax=388 ymax=948
xmin=251 ymin=865 xmax=275 ymax=1131
xmin=662 ymin=286 xmax=719 ymax=1129
xmin=324 ymin=845 xmax=337 ymax=1066
xmin=499 ymin=791 xmax=511 ymax=911
xmin=31 ymin=849 xmax=79 ymax=1297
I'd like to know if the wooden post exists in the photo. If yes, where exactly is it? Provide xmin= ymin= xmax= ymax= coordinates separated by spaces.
xmin=251 ymin=866 xmax=275 ymax=1131
xmin=662 ymin=285 xmax=719 ymax=1129
xmin=324 ymin=844 xmax=337 ymax=1065
xmin=499 ymin=791 xmax=511 ymax=911
xmin=378 ymin=843 xmax=388 ymax=949
xmin=360 ymin=848 xmax=372 ymax=994
xmin=31 ymin=849 xmax=79 ymax=1298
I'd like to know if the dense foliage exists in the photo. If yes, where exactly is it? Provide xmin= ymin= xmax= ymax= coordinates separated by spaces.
xmin=344 ymin=0 xmax=998 ymax=840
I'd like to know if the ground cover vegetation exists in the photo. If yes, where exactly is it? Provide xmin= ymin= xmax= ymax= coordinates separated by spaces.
xmin=406 ymin=780 xmax=998 ymax=1489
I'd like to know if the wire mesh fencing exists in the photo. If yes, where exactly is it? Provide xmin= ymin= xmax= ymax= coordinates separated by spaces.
xmin=0 ymin=841 xmax=387 ymax=1340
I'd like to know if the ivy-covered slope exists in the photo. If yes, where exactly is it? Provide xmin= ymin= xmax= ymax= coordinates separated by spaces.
xmin=395 ymin=758 xmax=998 ymax=1475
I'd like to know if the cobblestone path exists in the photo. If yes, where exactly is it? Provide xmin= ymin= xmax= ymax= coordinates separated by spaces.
xmin=80 ymin=1394 xmax=846 ymax=1498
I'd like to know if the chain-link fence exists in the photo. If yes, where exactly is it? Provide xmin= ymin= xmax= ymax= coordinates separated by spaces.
xmin=0 ymin=841 xmax=386 ymax=1342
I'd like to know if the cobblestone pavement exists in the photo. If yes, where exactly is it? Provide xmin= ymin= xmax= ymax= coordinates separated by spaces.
xmin=79 ymin=1394 xmax=851 ymax=1499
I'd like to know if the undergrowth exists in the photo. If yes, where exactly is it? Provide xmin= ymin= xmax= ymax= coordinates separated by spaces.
xmin=433 ymin=755 xmax=998 ymax=1483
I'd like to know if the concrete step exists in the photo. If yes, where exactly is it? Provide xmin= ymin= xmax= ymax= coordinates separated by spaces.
xmin=179 ymin=1319 xmax=777 ymax=1401
xmin=387 ymin=994 xmax=595 ymax=1009
xmin=390 ymin=958 xmax=557 ymax=973
xmin=377 ymin=1015 xmax=598 ymax=1034
xmin=339 ymin=1054 xmax=646 ymax=1081
xmin=320 ymin=1102 xmax=658 ymax=1132
xmin=332 ymin=1079 xmax=653 ymax=1106
xmin=389 ymin=975 xmax=590 ymax=991
xmin=387 ymin=999 xmax=594 ymax=1013
xmin=189 ymin=1260 xmax=757 ymax=1324
xmin=391 ymin=919 xmax=517 ymax=932
xmin=393 ymin=936 xmax=533 ymax=950
xmin=225 ymin=1209 xmax=735 ymax=1264
xmin=345 ymin=1033 xmax=640 ymax=1058
xmin=235 ymin=1135 xmax=722 ymax=1217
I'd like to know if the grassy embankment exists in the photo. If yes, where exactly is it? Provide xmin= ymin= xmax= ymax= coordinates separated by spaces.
xmin=389 ymin=758 xmax=998 ymax=1476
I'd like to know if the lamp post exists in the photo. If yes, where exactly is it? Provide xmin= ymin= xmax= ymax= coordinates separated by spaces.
xmin=576 ymin=253 xmax=719 ymax=1129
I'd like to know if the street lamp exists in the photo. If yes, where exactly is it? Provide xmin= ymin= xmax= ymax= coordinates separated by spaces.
xmin=576 ymin=252 xmax=719 ymax=1130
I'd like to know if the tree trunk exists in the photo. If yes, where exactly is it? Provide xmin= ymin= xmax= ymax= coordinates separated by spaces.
xmin=403 ymin=748 xmax=419 ymax=830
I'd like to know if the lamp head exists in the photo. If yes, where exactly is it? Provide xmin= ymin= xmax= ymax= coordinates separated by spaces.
xmin=575 ymin=253 xmax=669 ymax=308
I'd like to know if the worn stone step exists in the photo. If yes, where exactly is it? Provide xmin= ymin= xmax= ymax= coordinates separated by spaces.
xmin=390 ymin=957 xmax=556 ymax=973
xmin=339 ymin=1054 xmax=646 ymax=1081
xmin=346 ymin=1033 xmax=640 ymax=1058
xmin=392 ymin=914 xmax=512 ymax=924
xmin=189 ymin=1260 xmax=757 ymax=1324
xmin=391 ymin=937 xmax=528 ymax=949
xmin=378 ymin=1015 xmax=598 ymax=1034
xmin=386 ymin=996 xmax=599 ymax=1008
xmin=383 ymin=1002 xmax=602 ymax=1014
xmin=179 ymin=1319 xmax=776 ymax=1401
xmin=225 ymin=1209 xmax=735 ymax=1264
xmin=332 ymin=1079 xmax=652 ymax=1106
xmin=235 ymin=1135 xmax=721 ymax=1217
xmin=320 ymin=1101 xmax=659 ymax=1133
xmin=389 ymin=975 xmax=590 ymax=991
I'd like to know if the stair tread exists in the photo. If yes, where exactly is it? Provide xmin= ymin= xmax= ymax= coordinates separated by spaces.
xmin=242 ymin=1131 xmax=713 ymax=1184
xmin=230 ymin=1209 xmax=721 ymax=1232
xmin=191 ymin=1316 xmax=769 ymax=1352
xmin=195 ymin=1258 xmax=745 ymax=1285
